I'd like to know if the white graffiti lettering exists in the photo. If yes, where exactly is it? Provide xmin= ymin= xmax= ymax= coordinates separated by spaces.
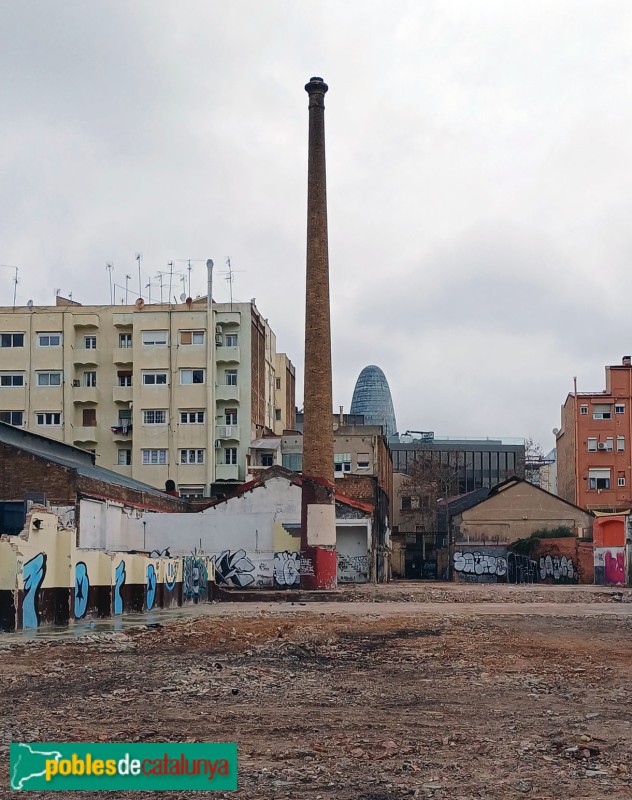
xmin=539 ymin=554 xmax=574 ymax=582
xmin=453 ymin=551 xmax=507 ymax=577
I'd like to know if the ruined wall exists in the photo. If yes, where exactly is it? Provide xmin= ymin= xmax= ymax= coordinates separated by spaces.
xmin=450 ymin=538 xmax=591 ymax=585
xmin=0 ymin=510 xmax=216 ymax=632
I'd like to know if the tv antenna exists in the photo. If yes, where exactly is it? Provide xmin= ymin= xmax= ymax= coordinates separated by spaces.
xmin=106 ymin=262 xmax=114 ymax=304
xmin=220 ymin=257 xmax=244 ymax=310
xmin=0 ymin=264 xmax=19 ymax=308
xmin=124 ymin=275 xmax=132 ymax=305
xmin=135 ymin=253 xmax=143 ymax=299
xmin=175 ymin=259 xmax=206 ymax=298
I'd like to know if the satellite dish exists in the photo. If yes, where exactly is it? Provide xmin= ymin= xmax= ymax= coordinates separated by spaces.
xmin=180 ymin=293 xmax=187 ymax=302
xmin=135 ymin=297 xmax=145 ymax=310
xmin=185 ymin=297 xmax=193 ymax=307
xmin=552 ymin=428 xmax=560 ymax=436
xmin=27 ymin=299 xmax=33 ymax=309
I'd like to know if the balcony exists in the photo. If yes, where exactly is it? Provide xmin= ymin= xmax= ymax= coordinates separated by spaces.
xmin=73 ymin=350 xmax=98 ymax=366
xmin=215 ymin=463 xmax=240 ymax=481
xmin=113 ymin=386 xmax=133 ymax=404
xmin=73 ymin=314 xmax=99 ymax=328
xmin=111 ymin=423 xmax=133 ymax=440
xmin=215 ymin=384 xmax=239 ymax=402
xmin=73 ymin=427 xmax=98 ymax=444
xmin=113 ymin=347 xmax=133 ymax=365
xmin=215 ymin=346 xmax=240 ymax=363
xmin=72 ymin=386 xmax=99 ymax=404
xmin=215 ymin=424 xmax=239 ymax=441
xmin=113 ymin=314 xmax=134 ymax=327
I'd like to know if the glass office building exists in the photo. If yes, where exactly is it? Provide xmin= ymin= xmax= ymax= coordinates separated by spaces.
xmin=350 ymin=365 xmax=398 ymax=439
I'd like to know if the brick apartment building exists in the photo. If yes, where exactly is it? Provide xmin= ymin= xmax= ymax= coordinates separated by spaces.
xmin=557 ymin=356 xmax=632 ymax=512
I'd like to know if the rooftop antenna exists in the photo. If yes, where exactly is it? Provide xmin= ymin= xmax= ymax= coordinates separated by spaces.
xmin=145 ymin=280 xmax=157 ymax=305
xmin=220 ymin=257 xmax=244 ymax=311
xmin=168 ymin=261 xmax=174 ymax=306
xmin=135 ymin=253 xmax=143 ymax=299
xmin=175 ymin=259 xmax=206 ymax=298
xmin=106 ymin=262 xmax=114 ymax=305
xmin=156 ymin=271 xmax=166 ymax=305
xmin=0 ymin=265 xmax=19 ymax=308
xmin=124 ymin=275 xmax=132 ymax=305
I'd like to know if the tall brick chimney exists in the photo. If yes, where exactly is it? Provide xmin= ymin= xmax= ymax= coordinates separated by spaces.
xmin=300 ymin=76 xmax=337 ymax=590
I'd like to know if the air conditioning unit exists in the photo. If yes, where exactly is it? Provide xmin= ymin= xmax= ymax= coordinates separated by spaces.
xmin=214 ymin=439 xmax=222 ymax=448
xmin=215 ymin=325 xmax=222 ymax=334
xmin=72 ymin=380 xmax=81 ymax=387
xmin=215 ymin=334 xmax=223 ymax=345
xmin=598 ymin=442 xmax=607 ymax=450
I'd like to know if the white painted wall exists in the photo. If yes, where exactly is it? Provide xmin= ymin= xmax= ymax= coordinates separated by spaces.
xmin=78 ymin=499 xmax=145 ymax=551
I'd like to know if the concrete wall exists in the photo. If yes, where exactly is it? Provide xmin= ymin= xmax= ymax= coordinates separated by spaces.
xmin=0 ymin=508 xmax=216 ymax=632
xmin=142 ymin=477 xmax=373 ymax=586
xmin=457 ymin=480 xmax=593 ymax=544
xmin=450 ymin=537 xmax=592 ymax=585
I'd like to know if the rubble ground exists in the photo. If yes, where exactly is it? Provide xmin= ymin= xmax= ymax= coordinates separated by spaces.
xmin=1 ymin=598 xmax=632 ymax=799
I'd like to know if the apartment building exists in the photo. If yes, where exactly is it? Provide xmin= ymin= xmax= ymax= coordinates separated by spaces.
xmin=0 ymin=296 xmax=294 ymax=497
xmin=556 ymin=356 xmax=632 ymax=512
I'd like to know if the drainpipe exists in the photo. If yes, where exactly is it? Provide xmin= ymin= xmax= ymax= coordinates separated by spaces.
xmin=206 ymin=260 xmax=214 ymax=498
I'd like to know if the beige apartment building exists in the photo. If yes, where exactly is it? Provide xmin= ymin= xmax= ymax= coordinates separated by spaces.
xmin=0 ymin=296 xmax=295 ymax=497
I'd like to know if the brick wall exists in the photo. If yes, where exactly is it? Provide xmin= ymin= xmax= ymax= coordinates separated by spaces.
xmin=531 ymin=537 xmax=594 ymax=584
xmin=0 ymin=443 xmax=76 ymax=504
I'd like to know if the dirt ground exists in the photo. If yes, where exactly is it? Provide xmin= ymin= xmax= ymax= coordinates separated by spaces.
xmin=2 ymin=590 xmax=632 ymax=799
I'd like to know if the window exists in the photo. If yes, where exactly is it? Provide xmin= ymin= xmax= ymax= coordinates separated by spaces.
xmin=180 ymin=369 xmax=204 ymax=384
xmin=274 ymin=408 xmax=282 ymax=422
xmin=0 ymin=411 xmax=23 ymax=426
xmin=179 ymin=485 xmax=205 ymax=499
xmin=225 ymin=447 xmax=238 ymax=465
xmin=36 ymin=412 xmax=61 ymax=426
xmin=142 ymin=330 xmax=168 ymax=346
xmin=357 ymin=453 xmax=371 ymax=469
xmin=84 ymin=335 xmax=97 ymax=349
xmin=334 ymin=453 xmax=351 ymax=474
xmin=225 ymin=370 xmax=238 ymax=386
xmin=180 ymin=410 xmax=205 ymax=424
xmin=282 ymin=453 xmax=302 ymax=472
xmin=180 ymin=330 xmax=205 ymax=345
xmin=117 ymin=370 xmax=132 ymax=386
xmin=142 ymin=372 xmax=167 ymax=385
xmin=118 ymin=409 xmax=132 ymax=427
xmin=261 ymin=453 xmax=274 ymax=467
xmin=143 ymin=409 xmax=167 ymax=425
xmin=1 ymin=333 xmax=24 ymax=348
xmin=588 ymin=468 xmax=611 ymax=490
xmin=83 ymin=371 xmax=97 ymax=388
xmin=606 ymin=437 xmax=614 ymax=452
xmin=617 ymin=436 xmax=625 ymax=452
xmin=180 ymin=449 xmax=205 ymax=464
xmin=275 ymin=378 xmax=281 ymax=390
xmin=37 ymin=372 xmax=62 ymax=387
xmin=616 ymin=404 xmax=625 ymax=414
xmin=401 ymin=497 xmax=412 ymax=510
xmin=119 ymin=333 xmax=132 ymax=348
xmin=593 ymin=404 xmax=612 ymax=420
xmin=587 ymin=438 xmax=597 ymax=452
xmin=141 ymin=449 xmax=168 ymax=465
xmin=82 ymin=408 xmax=97 ymax=427
xmin=618 ymin=476 xmax=626 ymax=487
xmin=580 ymin=405 xmax=588 ymax=415
xmin=37 ymin=332 xmax=62 ymax=347
xmin=0 ymin=373 xmax=24 ymax=387
xmin=225 ymin=333 xmax=238 ymax=347
xmin=225 ymin=409 xmax=238 ymax=425
xmin=118 ymin=449 xmax=132 ymax=466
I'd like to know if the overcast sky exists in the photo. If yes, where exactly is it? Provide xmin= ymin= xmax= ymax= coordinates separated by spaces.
xmin=2 ymin=1 xmax=632 ymax=450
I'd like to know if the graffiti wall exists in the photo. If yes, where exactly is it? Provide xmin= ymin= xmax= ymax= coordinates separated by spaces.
xmin=453 ymin=547 xmax=508 ymax=583
xmin=0 ymin=509 xmax=219 ymax=632
xmin=594 ymin=548 xmax=626 ymax=586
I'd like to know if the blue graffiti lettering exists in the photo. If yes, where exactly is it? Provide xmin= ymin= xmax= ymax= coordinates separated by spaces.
xmin=74 ymin=562 xmax=89 ymax=619
xmin=23 ymin=553 xmax=47 ymax=629
xmin=146 ymin=564 xmax=157 ymax=610
xmin=114 ymin=560 xmax=126 ymax=615
xmin=165 ymin=561 xmax=176 ymax=592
